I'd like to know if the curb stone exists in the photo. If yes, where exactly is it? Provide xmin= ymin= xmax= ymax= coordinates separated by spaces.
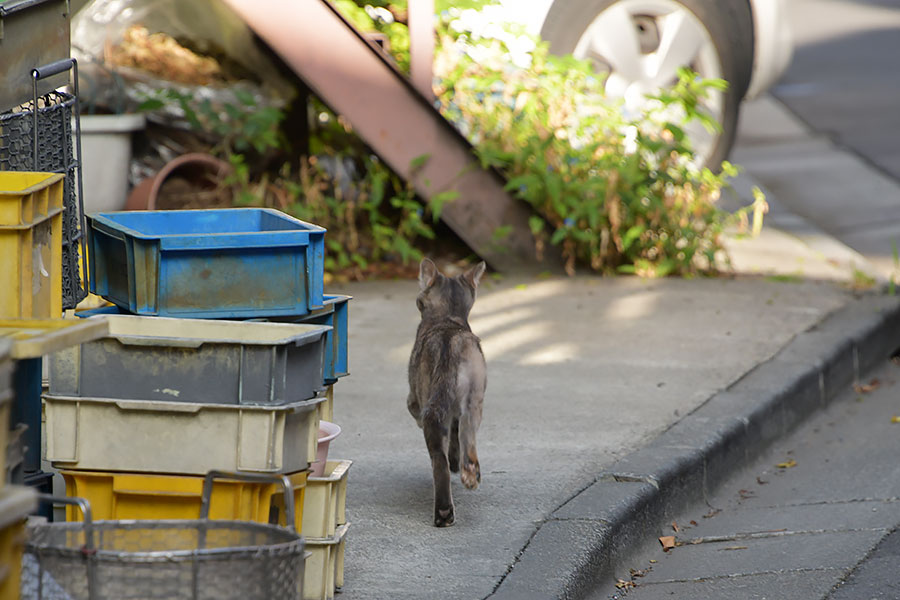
xmin=487 ymin=293 xmax=900 ymax=600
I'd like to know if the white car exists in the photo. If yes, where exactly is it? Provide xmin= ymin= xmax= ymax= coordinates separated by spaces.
xmin=507 ymin=0 xmax=793 ymax=167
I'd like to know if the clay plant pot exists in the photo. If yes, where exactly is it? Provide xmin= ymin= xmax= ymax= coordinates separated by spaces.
xmin=125 ymin=152 xmax=231 ymax=211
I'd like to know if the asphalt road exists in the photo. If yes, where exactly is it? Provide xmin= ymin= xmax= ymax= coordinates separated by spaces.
xmin=772 ymin=0 xmax=900 ymax=182
xmin=589 ymin=357 xmax=900 ymax=599
xmin=734 ymin=0 xmax=900 ymax=274
xmin=583 ymin=1 xmax=900 ymax=597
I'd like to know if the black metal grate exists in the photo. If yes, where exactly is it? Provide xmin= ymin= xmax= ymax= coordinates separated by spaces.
xmin=0 ymin=91 xmax=86 ymax=309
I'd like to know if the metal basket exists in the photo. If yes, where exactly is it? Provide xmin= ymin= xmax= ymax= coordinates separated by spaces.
xmin=0 ymin=66 xmax=88 ymax=309
xmin=21 ymin=471 xmax=307 ymax=600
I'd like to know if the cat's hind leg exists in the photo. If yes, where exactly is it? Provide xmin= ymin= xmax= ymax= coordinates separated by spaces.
xmin=423 ymin=410 xmax=454 ymax=527
xmin=459 ymin=389 xmax=483 ymax=490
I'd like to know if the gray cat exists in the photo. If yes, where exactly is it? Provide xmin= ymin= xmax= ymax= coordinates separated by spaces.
xmin=407 ymin=258 xmax=487 ymax=527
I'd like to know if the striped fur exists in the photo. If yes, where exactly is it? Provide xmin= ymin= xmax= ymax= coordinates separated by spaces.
xmin=407 ymin=258 xmax=487 ymax=527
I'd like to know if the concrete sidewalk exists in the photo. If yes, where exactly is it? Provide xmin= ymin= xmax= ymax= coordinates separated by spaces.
xmin=321 ymin=97 xmax=900 ymax=600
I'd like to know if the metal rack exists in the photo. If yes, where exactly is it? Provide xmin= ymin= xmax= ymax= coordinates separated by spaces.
xmin=0 ymin=59 xmax=89 ymax=309
xmin=22 ymin=472 xmax=307 ymax=600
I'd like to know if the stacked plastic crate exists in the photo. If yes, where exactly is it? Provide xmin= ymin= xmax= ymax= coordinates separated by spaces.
xmin=0 ymin=338 xmax=35 ymax=600
xmin=0 ymin=171 xmax=111 ymax=600
xmin=44 ymin=207 xmax=352 ymax=600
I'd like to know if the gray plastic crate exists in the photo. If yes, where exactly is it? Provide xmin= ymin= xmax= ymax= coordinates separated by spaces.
xmin=49 ymin=315 xmax=330 ymax=405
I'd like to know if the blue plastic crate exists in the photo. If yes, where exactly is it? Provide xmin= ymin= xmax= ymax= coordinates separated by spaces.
xmin=250 ymin=294 xmax=349 ymax=385
xmin=295 ymin=295 xmax=350 ymax=384
xmin=87 ymin=208 xmax=326 ymax=318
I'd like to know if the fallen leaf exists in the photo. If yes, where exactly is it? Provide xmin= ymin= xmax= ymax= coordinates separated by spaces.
xmin=853 ymin=378 xmax=881 ymax=394
xmin=777 ymin=459 xmax=798 ymax=469
xmin=720 ymin=545 xmax=748 ymax=551
xmin=671 ymin=521 xmax=680 ymax=533
xmin=659 ymin=536 xmax=676 ymax=552
xmin=615 ymin=578 xmax=635 ymax=590
xmin=757 ymin=476 xmax=769 ymax=485
xmin=514 ymin=283 xmax=528 ymax=290
xmin=649 ymin=559 xmax=658 ymax=564
xmin=892 ymin=416 xmax=900 ymax=424
xmin=703 ymin=508 xmax=721 ymax=519
xmin=690 ymin=520 xmax=698 ymax=526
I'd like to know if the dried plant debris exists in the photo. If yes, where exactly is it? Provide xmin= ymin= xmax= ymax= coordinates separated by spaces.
xmin=629 ymin=567 xmax=650 ymax=579
xmin=615 ymin=578 xmax=636 ymax=590
xmin=703 ymin=507 xmax=722 ymax=519
xmin=658 ymin=536 xmax=677 ymax=552
xmin=108 ymin=26 xmax=228 ymax=86
xmin=853 ymin=378 xmax=881 ymax=394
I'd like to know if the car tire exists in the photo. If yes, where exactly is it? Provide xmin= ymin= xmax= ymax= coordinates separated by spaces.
xmin=540 ymin=0 xmax=755 ymax=168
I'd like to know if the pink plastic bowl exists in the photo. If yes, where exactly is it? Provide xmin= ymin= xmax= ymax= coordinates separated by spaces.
xmin=311 ymin=420 xmax=341 ymax=477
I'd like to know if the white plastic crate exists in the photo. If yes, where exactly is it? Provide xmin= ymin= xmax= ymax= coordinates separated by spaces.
xmin=44 ymin=394 xmax=323 ymax=475
xmin=304 ymin=523 xmax=348 ymax=600
xmin=302 ymin=460 xmax=351 ymax=538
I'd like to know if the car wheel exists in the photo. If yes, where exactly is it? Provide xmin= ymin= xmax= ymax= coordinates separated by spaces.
xmin=540 ymin=0 xmax=754 ymax=168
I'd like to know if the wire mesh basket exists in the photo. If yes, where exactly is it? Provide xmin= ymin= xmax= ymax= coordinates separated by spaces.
xmin=21 ymin=472 xmax=307 ymax=600
xmin=0 ymin=89 xmax=86 ymax=309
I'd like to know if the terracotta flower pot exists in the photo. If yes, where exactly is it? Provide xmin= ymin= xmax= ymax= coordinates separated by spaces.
xmin=125 ymin=152 xmax=231 ymax=211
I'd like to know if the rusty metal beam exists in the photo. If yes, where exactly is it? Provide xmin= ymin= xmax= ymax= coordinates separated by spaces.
xmin=222 ymin=0 xmax=547 ymax=272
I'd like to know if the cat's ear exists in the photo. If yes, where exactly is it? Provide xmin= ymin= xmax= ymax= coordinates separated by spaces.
xmin=463 ymin=261 xmax=486 ymax=289
xmin=419 ymin=257 xmax=438 ymax=290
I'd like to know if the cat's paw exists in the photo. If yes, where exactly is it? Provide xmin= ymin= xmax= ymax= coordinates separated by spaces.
xmin=461 ymin=461 xmax=480 ymax=490
xmin=434 ymin=506 xmax=455 ymax=527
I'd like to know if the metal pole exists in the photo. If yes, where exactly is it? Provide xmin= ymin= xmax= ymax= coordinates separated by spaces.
xmin=32 ymin=58 xmax=90 ymax=300
xmin=408 ymin=0 xmax=435 ymax=101
xmin=71 ymin=59 xmax=90 ymax=298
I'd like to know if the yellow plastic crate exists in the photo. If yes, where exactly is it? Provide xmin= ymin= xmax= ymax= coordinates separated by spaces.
xmin=0 ymin=173 xmax=65 ymax=319
xmin=0 ymin=486 xmax=37 ymax=600
xmin=0 ymin=392 xmax=10 ymax=493
xmin=0 ymin=519 xmax=25 ymax=600
xmin=302 ymin=460 xmax=351 ymax=539
xmin=60 ymin=470 xmax=288 ymax=523
xmin=269 ymin=469 xmax=309 ymax=529
xmin=303 ymin=523 xmax=348 ymax=600
xmin=0 ymin=172 xmax=64 ymax=227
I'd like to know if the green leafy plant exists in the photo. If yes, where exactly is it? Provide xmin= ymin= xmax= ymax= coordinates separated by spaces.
xmin=139 ymin=90 xmax=440 ymax=280
xmin=336 ymin=0 xmax=496 ymax=73
xmin=139 ymin=1 xmax=766 ymax=281
xmin=139 ymin=88 xmax=284 ymax=157
xmin=434 ymin=21 xmax=755 ymax=276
